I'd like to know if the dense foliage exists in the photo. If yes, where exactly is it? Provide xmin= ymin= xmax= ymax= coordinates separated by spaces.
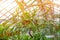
xmin=0 ymin=0 xmax=60 ymax=40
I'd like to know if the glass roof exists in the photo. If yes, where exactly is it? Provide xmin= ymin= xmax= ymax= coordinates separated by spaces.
xmin=0 ymin=0 xmax=60 ymax=22
xmin=0 ymin=0 xmax=17 ymax=19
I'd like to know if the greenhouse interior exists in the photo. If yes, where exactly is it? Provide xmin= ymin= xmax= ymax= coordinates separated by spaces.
xmin=0 ymin=0 xmax=60 ymax=40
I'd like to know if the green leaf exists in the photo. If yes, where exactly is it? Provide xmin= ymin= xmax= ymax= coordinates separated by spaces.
xmin=0 ymin=24 xmax=4 ymax=33
xmin=22 ymin=11 xmax=31 ymax=20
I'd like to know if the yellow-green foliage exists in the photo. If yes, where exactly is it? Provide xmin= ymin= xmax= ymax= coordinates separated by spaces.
xmin=0 ymin=0 xmax=60 ymax=40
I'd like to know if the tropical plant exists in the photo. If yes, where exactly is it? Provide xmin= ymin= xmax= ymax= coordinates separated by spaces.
xmin=0 ymin=0 xmax=60 ymax=40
